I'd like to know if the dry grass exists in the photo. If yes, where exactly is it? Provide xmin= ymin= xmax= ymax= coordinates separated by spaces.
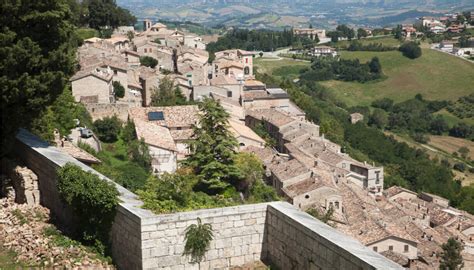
xmin=429 ymin=135 xmax=474 ymax=160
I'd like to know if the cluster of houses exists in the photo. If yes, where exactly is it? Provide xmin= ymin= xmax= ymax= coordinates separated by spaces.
xmin=68 ymin=20 xmax=474 ymax=269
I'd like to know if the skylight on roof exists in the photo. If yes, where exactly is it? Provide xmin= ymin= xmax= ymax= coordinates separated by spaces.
xmin=148 ymin=111 xmax=164 ymax=121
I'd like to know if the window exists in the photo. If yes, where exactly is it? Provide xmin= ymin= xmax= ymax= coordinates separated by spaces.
xmin=375 ymin=171 xmax=380 ymax=184
xmin=245 ymin=58 xmax=248 ymax=64
xmin=227 ymin=91 xmax=232 ymax=98
xmin=149 ymin=48 xmax=152 ymax=52
xmin=373 ymin=246 xmax=378 ymax=252
xmin=404 ymin=245 xmax=409 ymax=253
xmin=144 ymin=48 xmax=147 ymax=53
xmin=389 ymin=245 xmax=393 ymax=251
xmin=114 ymin=70 xmax=118 ymax=75
xmin=244 ymin=66 xmax=250 ymax=75
xmin=335 ymin=201 xmax=339 ymax=209
xmin=305 ymin=195 xmax=310 ymax=199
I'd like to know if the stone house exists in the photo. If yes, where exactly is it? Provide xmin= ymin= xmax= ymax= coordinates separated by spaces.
xmin=310 ymin=46 xmax=337 ymax=57
xmin=104 ymin=36 xmax=130 ymax=52
xmin=129 ymin=105 xmax=200 ymax=173
xmin=228 ymin=119 xmax=265 ymax=149
xmin=184 ymin=35 xmax=206 ymax=50
xmin=367 ymin=235 xmax=418 ymax=261
xmin=70 ymin=67 xmax=114 ymax=104
xmin=350 ymin=112 xmax=364 ymax=124
xmin=213 ymin=49 xmax=254 ymax=79
xmin=121 ymin=50 xmax=141 ymax=66
xmin=293 ymin=28 xmax=326 ymax=40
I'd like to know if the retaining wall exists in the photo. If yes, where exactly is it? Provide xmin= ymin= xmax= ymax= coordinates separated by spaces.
xmin=14 ymin=129 xmax=402 ymax=270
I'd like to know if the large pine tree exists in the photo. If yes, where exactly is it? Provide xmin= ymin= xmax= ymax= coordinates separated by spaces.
xmin=1 ymin=0 xmax=77 ymax=155
xmin=185 ymin=98 xmax=240 ymax=194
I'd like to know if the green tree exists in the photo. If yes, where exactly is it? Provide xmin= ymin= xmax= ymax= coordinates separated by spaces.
xmin=439 ymin=238 xmax=464 ymax=270
xmin=369 ymin=109 xmax=388 ymax=129
xmin=1 ymin=0 xmax=76 ymax=156
xmin=234 ymin=152 xmax=264 ymax=195
xmin=121 ymin=119 xmax=137 ymax=142
xmin=140 ymin=56 xmax=158 ymax=68
xmin=368 ymin=57 xmax=382 ymax=74
xmin=306 ymin=206 xmax=334 ymax=224
xmin=93 ymin=115 xmax=122 ymax=143
xmin=185 ymin=98 xmax=240 ymax=194
xmin=128 ymin=138 xmax=152 ymax=170
xmin=150 ymin=77 xmax=188 ymax=106
xmin=87 ymin=0 xmax=136 ymax=30
xmin=31 ymin=87 xmax=92 ymax=141
xmin=126 ymin=30 xmax=134 ymax=42
xmin=399 ymin=42 xmax=422 ymax=59
xmin=357 ymin=28 xmax=368 ymax=39
xmin=393 ymin=25 xmax=403 ymax=40
xmin=113 ymin=81 xmax=125 ymax=99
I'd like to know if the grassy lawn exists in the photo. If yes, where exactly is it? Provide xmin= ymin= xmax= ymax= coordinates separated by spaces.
xmin=75 ymin=28 xmax=99 ymax=40
xmin=434 ymin=109 xmax=474 ymax=126
xmin=254 ymin=58 xmax=310 ymax=80
xmin=320 ymin=49 xmax=474 ymax=107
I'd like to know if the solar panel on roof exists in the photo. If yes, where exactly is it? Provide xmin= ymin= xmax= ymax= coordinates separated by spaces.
xmin=148 ymin=111 xmax=164 ymax=121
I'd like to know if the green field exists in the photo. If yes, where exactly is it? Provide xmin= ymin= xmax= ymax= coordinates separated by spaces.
xmin=254 ymin=58 xmax=310 ymax=80
xmin=319 ymin=49 xmax=474 ymax=107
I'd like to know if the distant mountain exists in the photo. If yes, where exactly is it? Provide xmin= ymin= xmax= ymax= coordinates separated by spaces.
xmin=116 ymin=0 xmax=474 ymax=29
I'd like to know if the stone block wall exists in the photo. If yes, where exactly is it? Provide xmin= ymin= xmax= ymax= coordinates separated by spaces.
xmin=263 ymin=203 xmax=402 ymax=270
xmin=14 ymin=129 xmax=402 ymax=270
xmin=140 ymin=203 xmax=269 ymax=270
xmin=84 ymin=103 xmax=130 ymax=122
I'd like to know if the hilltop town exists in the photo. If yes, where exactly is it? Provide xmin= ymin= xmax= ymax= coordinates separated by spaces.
xmin=1 ymin=1 xmax=473 ymax=269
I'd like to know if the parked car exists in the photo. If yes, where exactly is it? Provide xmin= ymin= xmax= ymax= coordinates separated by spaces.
xmin=80 ymin=128 xmax=93 ymax=138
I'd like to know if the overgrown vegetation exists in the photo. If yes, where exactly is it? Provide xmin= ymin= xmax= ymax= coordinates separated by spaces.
xmin=139 ymin=56 xmax=158 ymax=69
xmin=347 ymin=41 xmax=397 ymax=52
xmin=138 ymin=99 xmax=279 ymax=214
xmin=207 ymin=28 xmax=318 ymax=55
xmin=440 ymin=238 xmax=464 ymax=270
xmin=113 ymin=81 xmax=125 ymax=99
xmin=93 ymin=116 xmax=122 ymax=143
xmin=299 ymin=57 xmax=382 ymax=83
xmin=150 ymin=77 xmax=189 ymax=106
xmin=57 ymin=163 xmax=119 ymax=255
xmin=1 ymin=0 xmax=77 ymax=156
xmin=306 ymin=206 xmax=334 ymax=224
xmin=31 ymin=88 xmax=93 ymax=142
xmin=183 ymin=218 xmax=213 ymax=264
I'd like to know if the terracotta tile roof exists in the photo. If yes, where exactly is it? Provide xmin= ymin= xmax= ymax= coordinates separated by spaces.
xmin=210 ymin=75 xmax=239 ymax=85
xmin=70 ymin=67 xmax=113 ymax=82
xmin=58 ymin=141 xmax=101 ymax=164
xmin=228 ymin=119 xmax=265 ymax=144
xmin=129 ymin=105 xmax=199 ymax=128
xmin=242 ymin=146 xmax=276 ymax=165
xmin=246 ymin=109 xmax=295 ymax=128
xmin=134 ymin=119 xmax=177 ymax=151
xmin=270 ymin=158 xmax=309 ymax=182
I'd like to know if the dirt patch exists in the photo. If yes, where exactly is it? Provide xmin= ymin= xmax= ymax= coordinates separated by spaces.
xmin=429 ymin=135 xmax=474 ymax=160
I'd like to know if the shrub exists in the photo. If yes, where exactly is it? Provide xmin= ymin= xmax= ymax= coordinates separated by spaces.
xmin=112 ymin=81 xmax=125 ymax=99
xmin=93 ymin=116 xmax=122 ymax=143
xmin=140 ymin=56 xmax=158 ymax=68
xmin=57 ymin=163 xmax=119 ymax=254
xmin=127 ymin=139 xmax=152 ymax=170
xmin=399 ymin=42 xmax=422 ymax=59
xmin=453 ymin=163 xmax=466 ymax=172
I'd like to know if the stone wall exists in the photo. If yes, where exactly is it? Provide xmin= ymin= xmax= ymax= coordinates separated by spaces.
xmin=0 ymin=158 xmax=40 ymax=205
xmin=140 ymin=204 xmax=268 ymax=270
xmin=84 ymin=103 xmax=130 ymax=122
xmin=264 ymin=203 xmax=401 ymax=270
xmin=14 ymin=129 xmax=402 ymax=270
